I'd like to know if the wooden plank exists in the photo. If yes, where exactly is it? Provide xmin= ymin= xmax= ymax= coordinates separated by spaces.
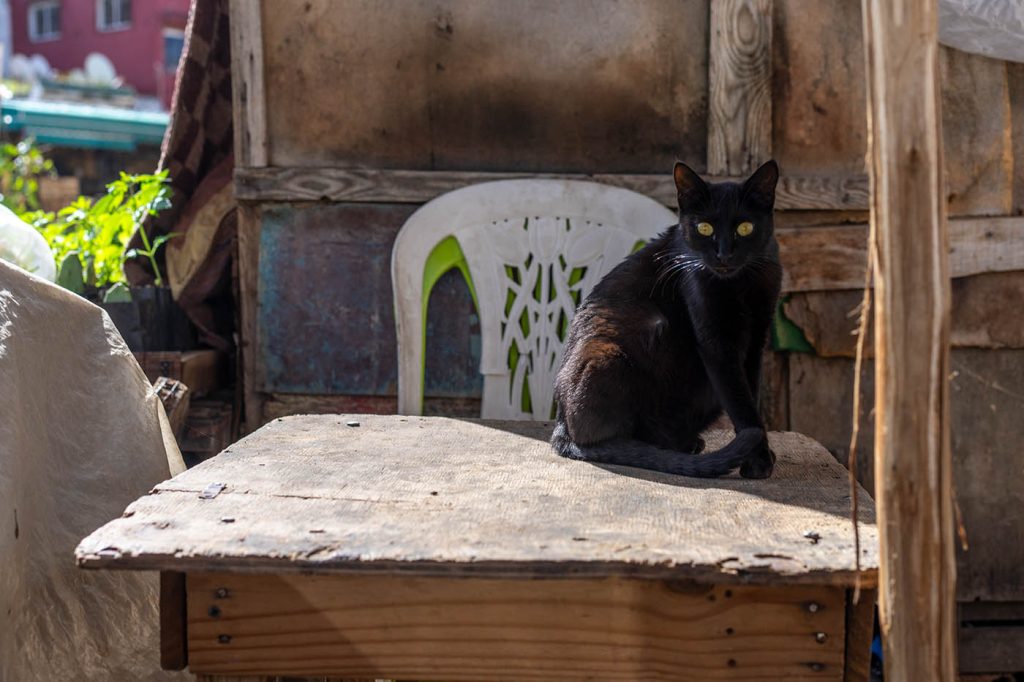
xmin=960 ymin=601 xmax=1024 ymax=622
xmin=789 ymin=350 xmax=1024 ymax=603
xmin=784 ymin=272 xmax=1024 ymax=358
xmin=153 ymin=377 xmax=190 ymax=440
xmin=940 ymin=47 xmax=1012 ymax=217
xmin=135 ymin=350 xmax=228 ymax=397
xmin=777 ymin=217 xmax=1024 ymax=292
xmin=959 ymin=627 xmax=1024 ymax=675
xmin=949 ymin=349 xmax=1024 ymax=602
xmin=1009 ymin=62 xmax=1024 ymax=215
xmin=160 ymin=571 xmax=188 ymax=670
xmin=187 ymin=572 xmax=846 ymax=680
xmin=235 ymin=204 xmax=262 ymax=433
xmin=261 ymin=393 xmax=481 ymax=422
xmin=862 ymin=0 xmax=957 ymax=677
xmin=76 ymin=415 xmax=879 ymax=586
xmin=233 ymin=166 xmax=870 ymax=210
xmin=772 ymin=0 xmax=868 ymax=178
xmin=788 ymin=353 xmax=877 ymax=495
xmin=844 ymin=589 xmax=877 ymax=682
xmin=228 ymin=0 xmax=267 ymax=167
xmin=707 ymin=0 xmax=773 ymax=176
xmin=259 ymin=0 xmax=709 ymax=173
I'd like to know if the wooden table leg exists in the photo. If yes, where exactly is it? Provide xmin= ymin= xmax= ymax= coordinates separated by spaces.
xmin=843 ymin=588 xmax=878 ymax=682
xmin=160 ymin=572 xmax=188 ymax=671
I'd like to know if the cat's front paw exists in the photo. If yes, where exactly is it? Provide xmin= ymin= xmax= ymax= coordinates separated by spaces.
xmin=740 ymin=441 xmax=776 ymax=479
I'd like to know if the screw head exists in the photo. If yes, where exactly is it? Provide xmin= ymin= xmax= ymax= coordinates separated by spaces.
xmin=807 ymin=602 xmax=820 ymax=613
xmin=815 ymin=632 xmax=827 ymax=643
xmin=208 ymin=605 xmax=222 ymax=618
xmin=217 ymin=634 xmax=231 ymax=644
xmin=215 ymin=588 xmax=229 ymax=599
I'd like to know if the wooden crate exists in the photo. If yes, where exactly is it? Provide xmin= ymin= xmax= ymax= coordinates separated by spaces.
xmin=135 ymin=350 xmax=227 ymax=398
xmin=77 ymin=415 xmax=879 ymax=681
xmin=179 ymin=399 xmax=233 ymax=465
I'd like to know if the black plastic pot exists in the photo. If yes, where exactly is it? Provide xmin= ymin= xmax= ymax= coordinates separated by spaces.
xmin=102 ymin=286 xmax=196 ymax=352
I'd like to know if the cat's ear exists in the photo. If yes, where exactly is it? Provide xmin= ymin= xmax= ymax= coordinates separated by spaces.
xmin=673 ymin=162 xmax=709 ymax=211
xmin=742 ymin=160 xmax=779 ymax=209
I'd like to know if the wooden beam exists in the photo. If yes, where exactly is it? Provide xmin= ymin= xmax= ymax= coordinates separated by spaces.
xmin=235 ymin=204 xmax=263 ymax=433
xmin=159 ymin=571 xmax=188 ymax=670
xmin=228 ymin=0 xmax=267 ymax=167
xmin=776 ymin=217 xmax=1024 ymax=292
xmin=862 ymin=0 xmax=957 ymax=678
xmin=707 ymin=0 xmax=773 ymax=175
xmin=234 ymin=166 xmax=869 ymax=210
xmin=186 ymin=572 xmax=847 ymax=679
xmin=843 ymin=588 xmax=878 ymax=682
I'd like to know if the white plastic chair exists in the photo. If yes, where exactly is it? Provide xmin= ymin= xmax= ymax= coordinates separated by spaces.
xmin=392 ymin=179 xmax=678 ymax=420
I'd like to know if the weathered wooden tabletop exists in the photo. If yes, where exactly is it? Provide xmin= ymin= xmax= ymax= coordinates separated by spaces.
xmin=77 ymin=414 xmax=878 ymax=586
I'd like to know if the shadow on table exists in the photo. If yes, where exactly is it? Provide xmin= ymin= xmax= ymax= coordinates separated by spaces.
xmin=456 ymin=417 xmax=875 ymax=525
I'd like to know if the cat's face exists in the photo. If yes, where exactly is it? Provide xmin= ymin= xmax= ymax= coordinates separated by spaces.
xmin=672 ymin=160 xmax=778 ymax=278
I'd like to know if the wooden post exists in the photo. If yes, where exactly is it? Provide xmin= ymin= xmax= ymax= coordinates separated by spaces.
xmin=862 ymin=0 xmax=957 ymax=679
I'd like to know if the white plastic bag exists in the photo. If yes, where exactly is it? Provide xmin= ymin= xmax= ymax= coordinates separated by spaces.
xmin=940 ymin=0 xmax=1024 ymax=63
xmin=0 ymin=203 xmax=56 ymax=281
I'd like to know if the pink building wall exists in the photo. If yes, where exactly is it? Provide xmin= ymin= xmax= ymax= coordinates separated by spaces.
xmin=10 ymin=0 xmax=190 ymax=107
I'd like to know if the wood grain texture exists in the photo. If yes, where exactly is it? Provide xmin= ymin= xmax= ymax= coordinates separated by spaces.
xmin=259 ymin=0 xmax=709 ymax=173
xmin=777 ymin=217 xmax=1024 ymax=292
xmin=843 ymin=588 xmax=877 ymax=682
xmin=160 ymin=571 xmax=187 ymax=671
xmin=1009 ymin=62 xmax=1024 ymax=215
xmin=789 ymin=350 xmax=1024 ymax=602
xmin=772 ymin=0 xmax=868 ymax=178
xmin=76 ymin=415 xmax=878 ymax=586
xmin=233 ymin=166 xmax=870 ymax=210
xmin=187 ymin=572 xmax=847 ymax=680
xmin=863 ymin=0 xmax=957 ymax=677
xmin=707 ymin=0 xmax=773 ymax=175
xmin=262 ymin=393 xmax=482 ymax=422
xmin=228 ymin=0 xmax=267 ymax=167
xmin=235 ymin=204 xmax=262 ymax=433
xmin=959 ymin=626 xmax=1024 ymax=675
xmin=784 ymin=273 xmax=1024 ymax=358
xmin=940 ymin=47 xmax=1012 ymax=217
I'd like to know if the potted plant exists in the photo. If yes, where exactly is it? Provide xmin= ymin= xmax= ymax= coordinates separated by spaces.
xmin=23 ymin=171 xmax=194 ymax=351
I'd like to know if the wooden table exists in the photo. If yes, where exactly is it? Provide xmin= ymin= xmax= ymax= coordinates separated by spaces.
xmin=76 ymin=415 xmax=879 ymax=681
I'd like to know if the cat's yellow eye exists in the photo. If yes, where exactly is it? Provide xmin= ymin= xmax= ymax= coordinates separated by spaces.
xmin=696 ymin=222 xmax=714 ymax=237
xmin=737 ymin=221 xmax=754 ymax=237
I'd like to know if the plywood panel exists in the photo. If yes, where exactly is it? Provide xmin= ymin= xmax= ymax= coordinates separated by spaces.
xmin=77 ymin=415 xmax=878 ymax=586
xmin=261 ymin=0 xmax=708 ymax=173
xmin=772 ymin=0 xmax=867 ymax=176
xmin=784 ymin=272 xmax=1024 ymax=358
xmin=186 ymin=572 xmax=847 ymax=680
xmin=940 ymin=48 xmax=1012 ymax=216
xmin=788 ymin=350 xmax=1024 ymax=602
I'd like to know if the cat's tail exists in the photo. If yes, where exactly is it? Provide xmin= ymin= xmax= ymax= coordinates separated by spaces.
xmin=550 ymin=421 xmax=762 ymax=478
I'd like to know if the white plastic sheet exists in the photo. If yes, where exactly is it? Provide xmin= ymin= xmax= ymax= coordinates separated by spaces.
xmin=0 ymin=260 xmax=188 ymax=681
xmin=0 ymin=204 xmax=56 ymax=282
xmin=940 ymin=0 xmax=1024 ymax=63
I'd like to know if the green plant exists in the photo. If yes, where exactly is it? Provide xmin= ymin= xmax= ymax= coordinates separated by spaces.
xmin=0 ymin=138 xmax=55 ymax=213
xmin=24 ymin=171 xmax=174 ymax=295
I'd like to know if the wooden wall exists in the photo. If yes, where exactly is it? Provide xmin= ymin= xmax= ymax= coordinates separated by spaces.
xmin=230 ymin=0 xmax=1024 ymax=619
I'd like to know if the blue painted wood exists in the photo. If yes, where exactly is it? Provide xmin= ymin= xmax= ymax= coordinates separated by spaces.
xmin=258 ymin=203 xmax=482 ymax=399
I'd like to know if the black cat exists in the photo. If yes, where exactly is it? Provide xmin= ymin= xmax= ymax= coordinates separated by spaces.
xmin=551 ymin=160 xmax=782 ymax=478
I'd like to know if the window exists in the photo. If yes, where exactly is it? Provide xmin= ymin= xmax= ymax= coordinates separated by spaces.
xmin=28 ymin=1 xmax=61 ymax=42
xmin=163 ymin=29 xmax=185 ymax=71
xmin=97 ymin=0 xmax=131 ymax=31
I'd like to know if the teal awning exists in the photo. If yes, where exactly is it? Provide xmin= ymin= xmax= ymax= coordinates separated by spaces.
xmin=1 ymin=99 xmax=169 ymax=151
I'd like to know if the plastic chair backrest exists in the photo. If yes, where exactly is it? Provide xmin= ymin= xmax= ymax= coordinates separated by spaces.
xmin=392 ymin=179 xmax=678 ymax=420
